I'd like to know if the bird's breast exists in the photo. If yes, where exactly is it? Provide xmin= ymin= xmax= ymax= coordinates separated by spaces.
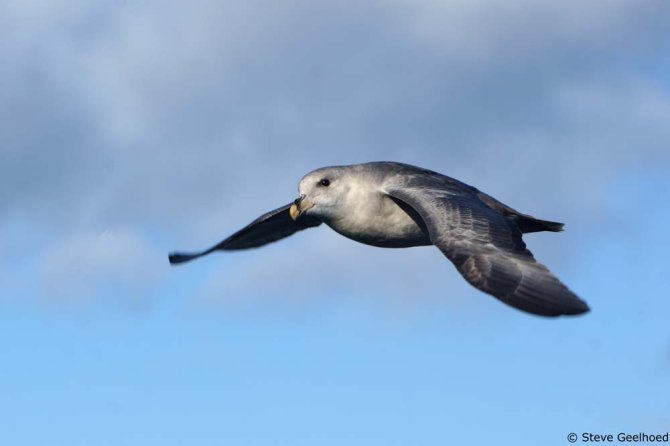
xmin=325 ymin=194 xmax=431 ymax=248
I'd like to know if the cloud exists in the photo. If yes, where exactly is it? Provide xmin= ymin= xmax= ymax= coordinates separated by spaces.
xmin=39 ymin=228 xmax=164 ymax=301
xmin=387 ymin=0 xmax=645 ymax=62
xmin=196 ymin=230 xmax=447 ymax=299
xmin=1 ymin=0 xmax=668 ymax=302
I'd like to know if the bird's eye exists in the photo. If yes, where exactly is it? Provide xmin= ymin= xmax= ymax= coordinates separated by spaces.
xmin=319 ymin=179 xmax=330 ymax=187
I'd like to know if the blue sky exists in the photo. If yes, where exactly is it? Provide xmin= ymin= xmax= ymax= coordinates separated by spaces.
xmin=1 ymin=1 xmax=669 ymax=445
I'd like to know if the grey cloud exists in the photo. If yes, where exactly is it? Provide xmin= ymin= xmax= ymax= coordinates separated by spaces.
xmin=0 ymin=0 xmax=113 ymax=226
xmin=1 ymin=0 xmax=668 ymax=300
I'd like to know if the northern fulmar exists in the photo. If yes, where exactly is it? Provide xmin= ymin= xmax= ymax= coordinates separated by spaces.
xmin=169 ymin=162 xmax=589 ymax=317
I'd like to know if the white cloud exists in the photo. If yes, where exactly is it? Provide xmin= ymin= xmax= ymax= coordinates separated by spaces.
xmin=39 ymin=228 xmax=164 ymax=301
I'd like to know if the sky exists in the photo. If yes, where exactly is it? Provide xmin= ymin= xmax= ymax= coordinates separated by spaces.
xmin=1 ymin=1 xmax=670 ymax=445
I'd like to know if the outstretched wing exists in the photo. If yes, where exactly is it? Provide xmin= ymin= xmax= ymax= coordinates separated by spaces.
xmin=383 ymin=174 xmax=589 ymax=316
xmin=168 ymin=203 xmax=322 ymax=265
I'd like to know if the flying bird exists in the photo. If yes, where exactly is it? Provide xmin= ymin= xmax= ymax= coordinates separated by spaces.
xmin=169 ymin=162 xmax=589 ymax=317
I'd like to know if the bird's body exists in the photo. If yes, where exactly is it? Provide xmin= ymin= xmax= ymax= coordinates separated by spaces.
xmin=317 ymin=172 xmax=431 ymax=247
xmin=170 ymin=162 xmax=589 ymax=317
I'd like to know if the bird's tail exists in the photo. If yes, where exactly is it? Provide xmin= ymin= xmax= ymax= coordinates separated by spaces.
xmin=476 ymin=192 xmax=564 ymax=234
xmin=515 ymin=216 xmax=564 ymax=233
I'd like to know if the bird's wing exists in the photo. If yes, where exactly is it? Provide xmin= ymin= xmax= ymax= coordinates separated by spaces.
xmin=383 ymin=174 xmax=589 ymax=316
xmin=168 ymin=203 xmax=322 ymax=265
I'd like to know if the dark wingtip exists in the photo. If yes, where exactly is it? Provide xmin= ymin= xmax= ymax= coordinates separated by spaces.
xmin=542 ymin=298 xmax=589 ymax=317
xmin=562 ymin=299 xmax=590 ymax=316
xmin=521 ymin=292 xmax=591 ymax=317
xmin=168 ymin=252 xmax=200 ymax=265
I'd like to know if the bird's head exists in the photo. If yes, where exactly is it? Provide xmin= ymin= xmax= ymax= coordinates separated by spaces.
xmin=290 ymin=166 xmax=349 ymax=221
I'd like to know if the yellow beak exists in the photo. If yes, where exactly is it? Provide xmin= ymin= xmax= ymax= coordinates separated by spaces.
xmin=289 ymin=203 xmax=300 ymax=220
xmin=289 ymin=195 xmax=312 ymax=220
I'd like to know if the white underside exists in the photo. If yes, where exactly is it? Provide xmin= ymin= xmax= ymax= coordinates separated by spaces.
xmin=324 ymin=192 xmax=431 ymax=248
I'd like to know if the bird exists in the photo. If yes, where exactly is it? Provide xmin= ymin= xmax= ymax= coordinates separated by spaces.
xmin=169 ymin=161 xmax=589 ymax=317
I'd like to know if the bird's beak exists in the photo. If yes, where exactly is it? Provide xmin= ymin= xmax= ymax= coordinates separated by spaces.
xmin=290 ymin=194 xmax=313 ymax=220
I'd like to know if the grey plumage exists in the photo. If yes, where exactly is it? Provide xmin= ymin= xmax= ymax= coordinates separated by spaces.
xmin=169 ymin=162 xmax=589 ymax=317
